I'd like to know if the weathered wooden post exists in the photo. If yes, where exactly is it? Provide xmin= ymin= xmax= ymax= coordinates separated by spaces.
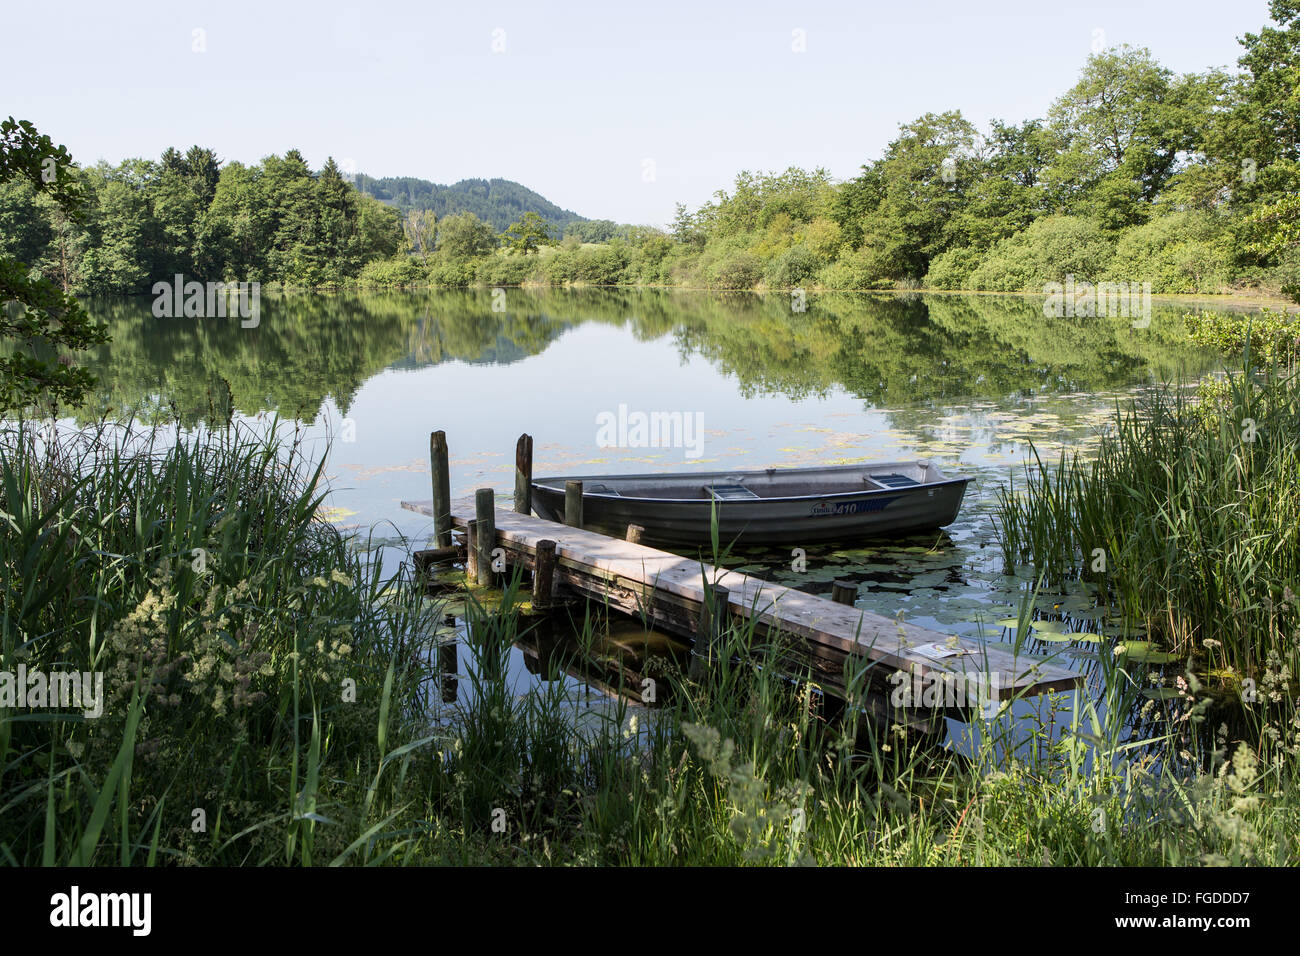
xmin=414 ymin=546 xmax=461 ymax=575
xmin=475 ymin=488 xmax=496 ymax=586
xmin=625 ymin=523 xmax=645 ymax=544
xmin=564 ymin=480 xmax=583 ymax=528
xmin=430 ymin=430 xmax=452 ymax=549
xmin=465 ymin=520 xmax=479 ymax=582
xmin=533 ymin=539 xmax=556 ymax=610
xmin=439 ymin=614 xmax=458 ymax=703
xmin=690 ymin=583 xmax=730 ymax=680
xmin=831 ymin=580 xmax=857 ymax=606
xmin=515 ymin=433 xmax=533 ymax=515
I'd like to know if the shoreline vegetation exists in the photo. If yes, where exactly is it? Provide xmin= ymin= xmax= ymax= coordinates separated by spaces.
xmin=212 ymin=279 xmax=1300 ymax=309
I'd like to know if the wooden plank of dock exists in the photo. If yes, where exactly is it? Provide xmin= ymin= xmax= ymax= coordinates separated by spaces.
xmin=401 ymin=495 xmax=1081 ymax=703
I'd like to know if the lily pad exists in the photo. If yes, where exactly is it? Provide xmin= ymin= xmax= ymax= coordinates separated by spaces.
xmin=1034 ymin=632 xmax=1073 ymax=643
xmin=1116 ymin=643 xmax=1179 ymax=664
xmin=1029 ymin=620 xmax=1065 ymax=634
xmin=1142 ymin=687 xmax=1188 ymax=701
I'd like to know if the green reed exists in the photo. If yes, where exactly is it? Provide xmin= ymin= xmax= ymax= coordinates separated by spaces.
xmin=994 ymin=355 xmax=1300 ymax=689
xmin=0 ymin=419 xmax=440 ymax=865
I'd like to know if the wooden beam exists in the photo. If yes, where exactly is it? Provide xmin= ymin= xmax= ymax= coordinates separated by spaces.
xmin=474 ymin=489 xmax=496 ymax=586
xmin=514 ymin=433 xmax=533 ymax=515
xmin=564 ymin=480 xmax=583 ymax=528
xmin=429 ymin=430 xmax=452 ymax=549
xmin=533 ymin=539 xmax=557 ymax=610
xmin=831 ymin=580 xmax=857 ymax=606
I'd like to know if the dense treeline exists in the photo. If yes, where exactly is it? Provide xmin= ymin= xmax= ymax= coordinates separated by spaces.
xmin=0 ymin=147 xmax=402 ymax=293
xmin=5 ymin=3 xmax=1299 ymax=298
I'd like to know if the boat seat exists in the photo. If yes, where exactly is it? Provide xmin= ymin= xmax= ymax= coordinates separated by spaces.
xmin=587 ymin=484 xmax=622 ymax=496
xmin=706 ymin=484 xmax=759 ymax=501
xmin=868 ymin=473 xmax=920 ymax=489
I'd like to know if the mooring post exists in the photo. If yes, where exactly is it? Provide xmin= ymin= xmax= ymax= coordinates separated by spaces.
xmin=690 ymin=583 xmax=730 ymax=680
xmin=831 ymin=580 xmax=857 ymax=605
xmin=475 ymin=488 xmax=497 ymax=586
xmin=515 ymin=433 xmax=533 ymax=515
xmin=533 ymin=538 xmax=556 ymax=610
xmin=625 ymin=523 xmax=645 ymax=544
xmin=413 ymin=546 xmax=461 ymax=575
xmin=440 ymin=614 xmax=458 ymax=704
xmin=465 ymin=520 xmax=479 ymax=582
xmin=564 ymin=480 xmax=584 ymax=528
xmin=430 ymin=430 xmax=452 ymax=549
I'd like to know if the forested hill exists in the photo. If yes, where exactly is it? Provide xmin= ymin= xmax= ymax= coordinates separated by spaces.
xmin=353 ymin=175 xmax=587 ymax=233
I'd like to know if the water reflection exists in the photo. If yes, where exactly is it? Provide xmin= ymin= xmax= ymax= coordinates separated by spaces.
xmin=68 ymin=288 xmax=1220 ymax=427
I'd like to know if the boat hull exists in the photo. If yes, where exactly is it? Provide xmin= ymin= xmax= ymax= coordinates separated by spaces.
xmin=531 ymin=463 xmax=971 ymax=547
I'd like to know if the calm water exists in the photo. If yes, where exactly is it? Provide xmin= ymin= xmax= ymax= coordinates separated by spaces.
xmin=73 ymin=289 xmax=1226 ymax=737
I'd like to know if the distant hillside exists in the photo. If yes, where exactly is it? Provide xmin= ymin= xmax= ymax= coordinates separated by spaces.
xmin=353 ymin=175 xmax=587 ymax=234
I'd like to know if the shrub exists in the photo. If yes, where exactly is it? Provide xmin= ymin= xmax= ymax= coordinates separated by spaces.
xmin=817 ymin=244 xmax=902 ymax=290
xmin=924 ymin=245 xmax=985 ymax=290
xmin=967 ymin=215 xmax=1115 ymax=292
xmin=425 ymin=256 xmax=478 ymax=287
xmin=477 ymin=253 xmax=535 ymax=286
xmin=574 ymin=243 xmax=631 ymax=285
xmin=764 ymin=245 xmax=821 ymax=288
xmin=357 ymin=255 xmax=425 ymax=287
xmin=1107 ymin=211 xmax=1232 ymax=293
xmin=709 ymin=251 xmax=764 ymax=290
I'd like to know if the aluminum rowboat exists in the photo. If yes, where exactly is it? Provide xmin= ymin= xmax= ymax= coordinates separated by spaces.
xmin=531 ymin=460 xmax=972 ymax=547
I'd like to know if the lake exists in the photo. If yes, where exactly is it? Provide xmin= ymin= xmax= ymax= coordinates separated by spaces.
xmin=72 ymin=288 xmax=1226 ymax=729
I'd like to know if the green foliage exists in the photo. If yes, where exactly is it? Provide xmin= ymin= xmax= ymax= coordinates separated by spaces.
xmin=502 ymin=211 xmax=553 ymax=255
xmin=1185 ymin=306 xmax=1300 ymax=363
xmin=0 ymin=422 xmax=439 ymax=864
xmin=1107 ymin=211 xmax=1232 ymax=293
xmin=563 ymin=219 xmax=625 ymax=243
xmin=967 ymin=216 xmax=1115 ymax=291
xmin=923 ymin=245 xmax=985 ymax=290
xmin=0 ymin=118 xmax=109 ymax=414
xmin=1225 ymin=0 xmax=1300 ymax=201
xmin=764 ymin=245 xmax=820 ymax=287
xmin=995 ymin=340 xmax=1300 ymax=681
xmin=435 ymin=211 xmax=499 ymax=260
xmin=707 ymin=251 xmax=764 ymax=290
xmin=4 ymin=145 xmax=403 ymax=294
xmin=1040 ymin=46 xmax=1201 ymax=227
xmin=840 ymin=111 xmax=981 ymax=280
xmin=357 ymin=255 xmax=426 ymax=288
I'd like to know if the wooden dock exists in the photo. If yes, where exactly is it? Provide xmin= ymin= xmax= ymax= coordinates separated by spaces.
xmin=401 ymin=493 xmax=1081 ymax=718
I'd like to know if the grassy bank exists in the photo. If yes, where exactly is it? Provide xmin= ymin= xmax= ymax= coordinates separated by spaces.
xmin=2 ymin=421 xmax=1296 ymax=865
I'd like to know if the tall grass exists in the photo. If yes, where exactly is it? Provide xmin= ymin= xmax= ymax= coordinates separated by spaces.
xmin=0 ymin=420 xmax=440 ymax=865
xmin=994 ymin=355 xmax=1300 ymax=688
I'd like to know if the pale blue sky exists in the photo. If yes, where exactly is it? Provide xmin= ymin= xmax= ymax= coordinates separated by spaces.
xmin=5 ymin=0 xmax=1273 ymax=227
